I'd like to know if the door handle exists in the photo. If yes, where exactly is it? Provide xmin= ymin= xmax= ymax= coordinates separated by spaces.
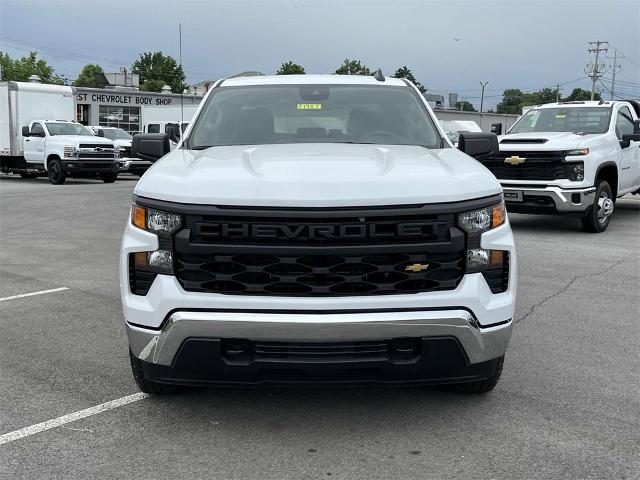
xmin=25 ymin=139 xmax=30 ymax=142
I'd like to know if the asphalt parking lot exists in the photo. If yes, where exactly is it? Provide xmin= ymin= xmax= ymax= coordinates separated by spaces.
xmin=0 ymin=174 xmax=638 ymax=480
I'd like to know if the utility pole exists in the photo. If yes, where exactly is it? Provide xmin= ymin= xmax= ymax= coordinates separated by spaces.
xmin=585 ymin=41 xmax=608 ymax=100
xmin=608 ymin=49 xmax=622 ymax=100
xmin=479 ymin=81 xmax=489 ymax=113
xmin=556 ymin=84 xmax=560 ymax=102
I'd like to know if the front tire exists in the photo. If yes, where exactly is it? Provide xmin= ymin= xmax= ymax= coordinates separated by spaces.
xmin=451 ymin=356 xmax=504 ymax=393
xmin=47 ymin=159 xmax=66 ymax=185
xmin=100 ymin=172 xmax=118 ymax=183
xmin=129 ymin=350 xmax=181 ymax=394
xmin=581 ymin=180 xmax=614 ymax=233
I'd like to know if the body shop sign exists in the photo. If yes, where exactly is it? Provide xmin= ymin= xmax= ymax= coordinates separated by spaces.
xmin=77 ymin=92 xmax=173 ymax=106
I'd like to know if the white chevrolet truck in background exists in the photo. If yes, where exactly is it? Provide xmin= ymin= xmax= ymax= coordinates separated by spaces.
xmin=90 ymin=126 xmax=152 ymax=177
xmin=476 ymin=101 xmax=640 ymax=232
xmin=0 ymin=81 xmax=119 ymax=184
xmin=122 ymin=74 xmax=517 ymax=394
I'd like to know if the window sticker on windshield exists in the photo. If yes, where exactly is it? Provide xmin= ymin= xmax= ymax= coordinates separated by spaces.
xmin=297 ymin=103 xmax=322 ymax=110
xmin=555 ymin=113 xmax=566 ymax=118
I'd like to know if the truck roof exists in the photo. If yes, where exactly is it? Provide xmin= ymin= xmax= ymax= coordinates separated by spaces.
xmin=534 ymin=100 xmax=631 ymax=109
xmin=219 ymin=74 xmax=408 ymax=87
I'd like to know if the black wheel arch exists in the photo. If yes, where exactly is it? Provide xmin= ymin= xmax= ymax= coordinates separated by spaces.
xmin=594 ymin=161 xmax=619 ymax=198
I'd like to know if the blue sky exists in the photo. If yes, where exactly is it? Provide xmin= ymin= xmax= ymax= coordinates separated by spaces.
xmin=1 ymin=0 xmax=638 ymax=109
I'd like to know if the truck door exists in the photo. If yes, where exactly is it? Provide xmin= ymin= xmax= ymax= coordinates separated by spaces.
xmin=23 ymin=122 xmax=46 ymax=164
xmin=615 ymin=106 xmax=639 ymax=192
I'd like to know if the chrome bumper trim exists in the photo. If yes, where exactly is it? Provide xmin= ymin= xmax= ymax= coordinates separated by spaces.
xmin=502 ymin=185 xmax=596 ymax=212
xmin=126 ymin=309 xmax=513 ymax=367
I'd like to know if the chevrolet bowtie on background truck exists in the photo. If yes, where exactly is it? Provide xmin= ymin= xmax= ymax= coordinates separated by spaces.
xmin=0 ymin=82 xmax=119 ymax=184
xmin=477 ymin=100 xmax=640 ymax=232
xmin=123 ymin=74 xmax=517 ymax=394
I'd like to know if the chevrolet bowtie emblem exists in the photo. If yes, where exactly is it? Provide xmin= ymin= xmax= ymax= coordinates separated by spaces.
xmin=504 ymin=155 xmax=526 ymax=165
xmin=405 ymin=263 xmax=429 ymax=273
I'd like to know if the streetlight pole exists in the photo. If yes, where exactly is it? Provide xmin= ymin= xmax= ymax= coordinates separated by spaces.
xmin=479 ymin=81 xmax=489 ymax=113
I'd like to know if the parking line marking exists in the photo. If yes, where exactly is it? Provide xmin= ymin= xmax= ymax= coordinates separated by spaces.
xmin=0 ymin=393 xmax=149 ymax=446
xmin=0 ymin=287 xmax=69 ymax=302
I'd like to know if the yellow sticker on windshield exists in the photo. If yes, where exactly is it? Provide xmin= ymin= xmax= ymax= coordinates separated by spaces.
xmin=297 ymin=103 xmax=322 ymax=110
xmin=555 ymin=114 xmax=566 ymax=118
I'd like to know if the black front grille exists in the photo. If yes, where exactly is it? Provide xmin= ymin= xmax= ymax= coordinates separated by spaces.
xmin=173 ymin=206 xmax=467 ymax=296
xmin=480 ymin=150 xmax=567 ymax=181
xmin=78 ymin=152 xmax=115 ymax=159
xmin=79 ymin=143 xmax=113 ymax=149
xmin=253 ymin=340 xmax=389 ymax=361
xmin=175 ymin=250 xmax=465 ymax=296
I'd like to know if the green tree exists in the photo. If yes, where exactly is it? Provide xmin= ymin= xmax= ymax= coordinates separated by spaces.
xmin=0 ymin=51 xmax=63 ymax=84
xmin=392 ymin=66 xmax=427 ymax=94
xmin=132 ymin=51 xmax=187 ymax=94
xmin=276 ymin=61 xmax=305 ymax=75
xmin=73 ymin=64 xmax=104 ymax=88
xmin=496 ymin=89 xmax=524 ymax=114
xmin=140 ymin=78 xmax=167 ymax=93
xmin=562 ymin=88 xmax=600 ymax=101
xmin=335 ymin=58 xmax=371 ymax=76
xmin=539 ymin=87 xmax=560 ymax=104
xmin=455 ymin=100 xmax=477 ymax=112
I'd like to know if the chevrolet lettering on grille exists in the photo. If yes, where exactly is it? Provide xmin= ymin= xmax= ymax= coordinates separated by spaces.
xmin=194 ymin=222 xmax=437 ymax=240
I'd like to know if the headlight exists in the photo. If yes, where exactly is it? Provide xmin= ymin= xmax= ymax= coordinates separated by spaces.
xmin=457 ymin=202 xmax=506 ymax=233
xmin=63 ymin=146 xmax=78 ymax=158
xmin=565 ymin=162 xmax=584 ymax=181
xmin=565 ymin=148 xmax=589 ymax=156
xmin=129 ymin=204 xmax=182 ymax=282
xmin=131 ymin=204 xmax=182 ymax=234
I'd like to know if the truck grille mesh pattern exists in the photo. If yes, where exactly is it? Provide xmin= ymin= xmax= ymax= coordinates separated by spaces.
xmin=175 ymin=251 xmax=465 ymax=296
xmin=479 ymin=151 xmax=568 ymax=181
xmin=173 ymin=207 xmax=466 ymax=296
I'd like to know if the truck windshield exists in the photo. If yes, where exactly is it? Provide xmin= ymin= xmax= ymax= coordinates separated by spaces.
xmin=102 ymin=129 xmax=132 ymax=140
xmin=509 ymin=107 xmax=611 ymax=134
xmin=188 ymin=85 xmax=441 ymax=149
xmin=46 ymin=123 xmax=94 ymax=136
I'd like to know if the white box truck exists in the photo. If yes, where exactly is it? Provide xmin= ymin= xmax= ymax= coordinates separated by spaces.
xmin=0 ymin=81 xmax=119 ymax=184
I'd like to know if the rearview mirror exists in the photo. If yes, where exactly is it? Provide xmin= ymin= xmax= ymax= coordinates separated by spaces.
xmin=167 ymin=124 xmax=181 ymax=143
xmin=97 ymin=129 xmax=105 ymax=137
xmin=458 ymin=132 xmax=499 ymax=159
xmin=22 ymin=126 xmax=30 ymax=137
xmin=132 ymin=133 xmax=171 ymax=162
xmin=490 ymin=123 xmax=503 ymax=135
xmin=633 ymin=120 xmax=640 ymax=134
xmin=621 ymin=133 xmax=640 ymax=148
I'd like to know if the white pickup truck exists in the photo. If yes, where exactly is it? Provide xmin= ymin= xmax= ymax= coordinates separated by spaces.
xmin=475 ymin=100 xmax=640 ymax=232
xmin=122 ymin=74 xmax=517 ymax=394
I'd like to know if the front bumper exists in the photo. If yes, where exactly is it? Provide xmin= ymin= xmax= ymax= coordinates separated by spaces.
xmin=118 ymin=158 xmax=153 ymax=173
xmin=61 ymin=158 xmax=118 ymax=174
xmin=502 ymin=184 xmax=596 ymax=214
xmin=121 ymin=217 xmax=517 ymax=384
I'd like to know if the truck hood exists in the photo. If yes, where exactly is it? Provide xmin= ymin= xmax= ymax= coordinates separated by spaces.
xmin=135 ymin=143 xmax=501 ymax=207
xmin=52 ymin=135 xmax=115 ymax=146
xmin=499 ymin=131 xmax=601 ymax=150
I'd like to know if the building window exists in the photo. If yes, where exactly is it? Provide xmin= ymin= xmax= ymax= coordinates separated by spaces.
xmin=98 ymin=105 xmax=140 ymax=134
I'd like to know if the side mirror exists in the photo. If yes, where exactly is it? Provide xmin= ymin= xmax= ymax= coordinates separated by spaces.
xmin=97 ymin=129 xmax=105 ymax=137
xmin=132 ymin=133 xmax=171 ymax=162
xmin=633 ymin=120 xmax=640 ymax=134
xmin=621 ymin=133 xmax=640 ymax=148
xmin=490 ymin=123 xmax=503 ymax=135
xmin=458 ymin=132 xmax=499 ymax=159
xmin=22 ymin=126 xmax=30 ymax=137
